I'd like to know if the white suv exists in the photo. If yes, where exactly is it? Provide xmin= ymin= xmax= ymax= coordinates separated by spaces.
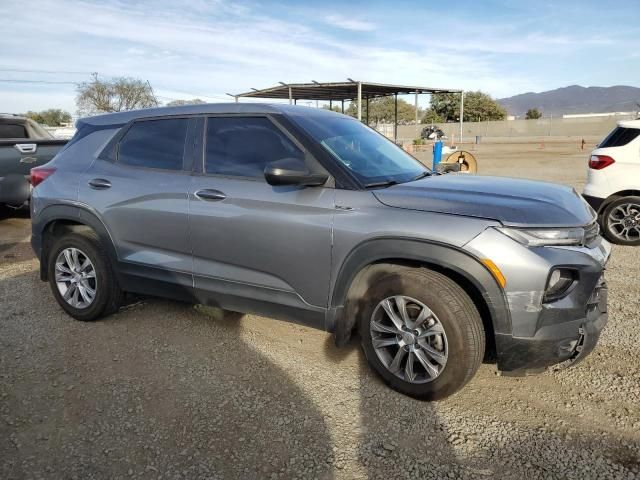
xmin=583 ymin=119 xmax=640 ymax=246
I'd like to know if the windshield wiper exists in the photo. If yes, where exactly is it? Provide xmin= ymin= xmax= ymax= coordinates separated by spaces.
xmin=364 ymin=179 xmax=399 ymax=189
xmin=411 ymin=171 xmax=431 ymax=181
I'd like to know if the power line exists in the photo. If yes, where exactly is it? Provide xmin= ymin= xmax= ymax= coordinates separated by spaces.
xmin=0 ymin=77 xmax=232 ymax=102
xmin=0 ymin=79 xmax=78 ymax=85
xmin=0 ymin=68 xmax=93 ymax=75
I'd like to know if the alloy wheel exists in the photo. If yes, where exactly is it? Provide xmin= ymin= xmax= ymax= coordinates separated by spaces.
xmin=370 ymin=295 xmax=448 ymax=384
xmin=607 ymin=202 xmax=640 ymax=242
xmin=55 ymin=247 xmax=97 ymax=309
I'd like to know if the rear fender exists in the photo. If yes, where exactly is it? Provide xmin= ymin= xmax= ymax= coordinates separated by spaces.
xmin=33 ymin=203 xmax=118 ymax=282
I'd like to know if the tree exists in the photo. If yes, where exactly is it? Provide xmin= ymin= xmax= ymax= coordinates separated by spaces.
xmin=25 ymin=109 xmax=72 ymax=126
xmin=421 ymin=108 xmax=443 ymax=124
xmin=344 ymin=97 xmax=418 ymax=124
xmin=322 ymin=104 xmax=342 ymax=113
xmin=166 ymin=98 xmax=206 ymax=106
xmin=526 ymin=108 xmax=542 ymax=120
xmin=430 ymin=91 xmax=506 ymax=122
xmin=76 ymin=73 xmax=158 ymax=115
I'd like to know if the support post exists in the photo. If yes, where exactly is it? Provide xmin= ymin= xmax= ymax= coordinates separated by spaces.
xmin=288 ymin=86 xmax=292 ymax=105
xmin=357 ymin=82 xmax=362 ymax=121
xmin=294 ymin=99 xmax=297 ymax=105
xmin=234 ymin=96 xmax=238 ymax=103
xmin=394 ymin=93 xmax=398 ymax=142
xmin=459 ymin=91 xmax=464 ymax=145
xmin=341 ymin=99 xmax=344 ymax=114
xmin=366 ymin=97 xmax=369 ymax=124
xmin=329 ymin=100 xmax=332 ymax=110
xmin=415 ymin=91 xmax=419 ymax=136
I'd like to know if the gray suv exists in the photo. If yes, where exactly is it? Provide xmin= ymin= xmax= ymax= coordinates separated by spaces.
xmin=31 ymin=104 xmax=610 ymax=400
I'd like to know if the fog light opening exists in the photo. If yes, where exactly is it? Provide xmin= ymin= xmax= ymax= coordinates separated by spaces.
xmin=544 ymin=268 xmax=577 ymax=302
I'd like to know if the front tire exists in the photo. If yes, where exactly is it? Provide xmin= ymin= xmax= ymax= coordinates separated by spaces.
xmin=602 ymin=196 xmax=640 ymax=246
xmin=359 ymin=267 xmax=485 ymax=401
xmin=47 ymin=231 xmax=123 ymax=321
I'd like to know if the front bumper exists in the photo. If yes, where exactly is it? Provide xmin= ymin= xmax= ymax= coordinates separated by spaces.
xmin=496 ymin=275 xmax=608 ymax=374
xmin=464 ymin=228 xmax=611 ymax=375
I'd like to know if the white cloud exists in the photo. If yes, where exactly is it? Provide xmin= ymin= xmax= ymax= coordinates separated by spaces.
xmin=0 ymin=0 xmax=609 ymax=113
xmin=323 ymin=14 xmax=376 ymax=32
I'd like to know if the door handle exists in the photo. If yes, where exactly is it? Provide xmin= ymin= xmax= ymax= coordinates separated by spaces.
xmin=88 ymin=178 xmax=112 ymax=190
xmin=195 ymin=189 xmax=226 ymax=201
xmin=14 ymin=143 xmax=37 ymax=154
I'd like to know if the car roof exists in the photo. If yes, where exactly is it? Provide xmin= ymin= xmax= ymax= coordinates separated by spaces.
xmin=618 ymin=119 xmax=640 ymax=129
xmin=0 ymin=114 xmax=28 ymax=124
xmin=80 ymin=103 xmax=346 ymax=126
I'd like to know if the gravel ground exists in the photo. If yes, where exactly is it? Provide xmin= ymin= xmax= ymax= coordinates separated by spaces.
xmin=1 ymin=139 xmax=639 ymax=479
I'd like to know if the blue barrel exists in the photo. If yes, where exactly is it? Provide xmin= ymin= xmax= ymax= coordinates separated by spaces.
xmin=433 ymin=140 xmax=443 ymax=168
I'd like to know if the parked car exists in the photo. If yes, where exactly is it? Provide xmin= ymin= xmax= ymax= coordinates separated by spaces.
xmin=582 ymin=119 xmax=640 ymax=246
xmin=31 ymin=104 xmax=610 ymax=400
xmin=0 ymin=114 xmax=68 ymax=208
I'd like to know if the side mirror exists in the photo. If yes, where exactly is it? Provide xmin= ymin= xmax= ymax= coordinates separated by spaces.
xmin=264 ymin=159 xmax=328 ymax=187
xmin=435 ymin=163 xmax=461 ymax=174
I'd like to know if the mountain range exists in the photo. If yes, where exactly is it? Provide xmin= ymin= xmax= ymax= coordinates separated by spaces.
xmin=498 ymin=85 xmax=640 ymax=117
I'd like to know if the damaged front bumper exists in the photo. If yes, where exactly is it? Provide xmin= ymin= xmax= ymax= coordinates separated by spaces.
xmin=496 ymin=274 xmax=608 ymax=374
xmin=464 ymin=228 xmax=611 ymax=375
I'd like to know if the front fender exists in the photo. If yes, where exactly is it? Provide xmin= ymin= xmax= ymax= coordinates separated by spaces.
xmin=328 ymin=237 xmax=511 ymax=344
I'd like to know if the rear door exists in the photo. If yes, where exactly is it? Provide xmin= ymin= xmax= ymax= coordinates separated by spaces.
xmin=188 ymin=115 xmax=335 ymax=322
xmin=78 ymin=117 xmax=194 ymax=289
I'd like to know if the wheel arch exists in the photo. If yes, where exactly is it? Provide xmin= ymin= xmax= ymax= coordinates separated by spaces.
xmin=329 ymin=238 xmax=511 ymax=360
xmin=598 ymin=189 xmax=640 ymax=214
xmin=35 ymin=204 xmax=118 ymax=282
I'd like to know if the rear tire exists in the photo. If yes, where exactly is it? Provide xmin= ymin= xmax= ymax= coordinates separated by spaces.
xmin=359 ymin=267 xmax=485 ymax=401
xmin=47 ymin=231 xmax=123 ymax=321
xmin=602 ymin=196 xmax=640 ymax=246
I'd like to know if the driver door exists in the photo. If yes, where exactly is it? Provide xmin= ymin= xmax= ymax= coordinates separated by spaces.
xmin=188 ymin=115 xmax=335 ymax=325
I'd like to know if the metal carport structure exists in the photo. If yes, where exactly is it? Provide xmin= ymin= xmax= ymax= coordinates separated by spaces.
xmin=233 ymin=80 xmax=464 ymax=142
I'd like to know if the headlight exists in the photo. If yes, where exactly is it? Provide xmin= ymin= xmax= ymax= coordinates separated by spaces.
xmin=497 ymin=226 xmax=585 ymax=247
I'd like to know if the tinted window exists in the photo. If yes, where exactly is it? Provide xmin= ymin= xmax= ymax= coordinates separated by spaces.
xmin=291 ymin=114 xmax=427 ymax=186
xmin=599 ymin=127 xmax=640 ymax=148
xmin=205 ymin=117 xmax=305 ymax=178
xmin=118 ymin=118 xmax=188 ymax=170
xmin=0 ymin=124 xmax=27 ymax=139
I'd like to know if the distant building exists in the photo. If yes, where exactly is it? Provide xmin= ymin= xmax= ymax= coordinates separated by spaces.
xmin=562 ymin=112 xmax=635 ymax=119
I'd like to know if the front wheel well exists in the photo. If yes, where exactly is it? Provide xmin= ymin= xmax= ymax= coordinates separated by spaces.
xmin=337 ymin=259 xmax=496 ymax=362
xmin=40 ymin=219 xmax=96 ymax=281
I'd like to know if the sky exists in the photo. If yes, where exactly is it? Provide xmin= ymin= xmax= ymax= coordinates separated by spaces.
xmin=1 ymin=0 xmax=638 ymax=115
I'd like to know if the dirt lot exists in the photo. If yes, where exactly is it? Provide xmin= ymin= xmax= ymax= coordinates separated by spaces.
xmin=1 ymin=138 xmax=639 ymax=479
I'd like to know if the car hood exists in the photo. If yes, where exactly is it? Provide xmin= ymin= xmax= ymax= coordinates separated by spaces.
xmin=373 ymin=174 xmax=595 ymax=227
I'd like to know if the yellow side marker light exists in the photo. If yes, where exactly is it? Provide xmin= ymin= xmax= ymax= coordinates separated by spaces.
xmin=481 ymin=259 xmax=507 ymax=288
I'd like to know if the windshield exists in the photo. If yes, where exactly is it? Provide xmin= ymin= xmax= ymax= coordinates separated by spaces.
xmin=291 ymin=113 xmax=429 ymax=187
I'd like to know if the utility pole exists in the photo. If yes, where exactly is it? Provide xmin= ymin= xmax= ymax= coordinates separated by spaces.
xmin=357 ymin=82 xmax=362 ymax=121
xmin=459 ymin=91 xmax=464 ymax=145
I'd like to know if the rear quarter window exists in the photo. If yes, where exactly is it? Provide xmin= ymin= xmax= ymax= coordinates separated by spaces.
xmin=118 ymin=118 xmax=188 ymax=170
xmin=599 ymin=127 xmax=640 ymax=148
